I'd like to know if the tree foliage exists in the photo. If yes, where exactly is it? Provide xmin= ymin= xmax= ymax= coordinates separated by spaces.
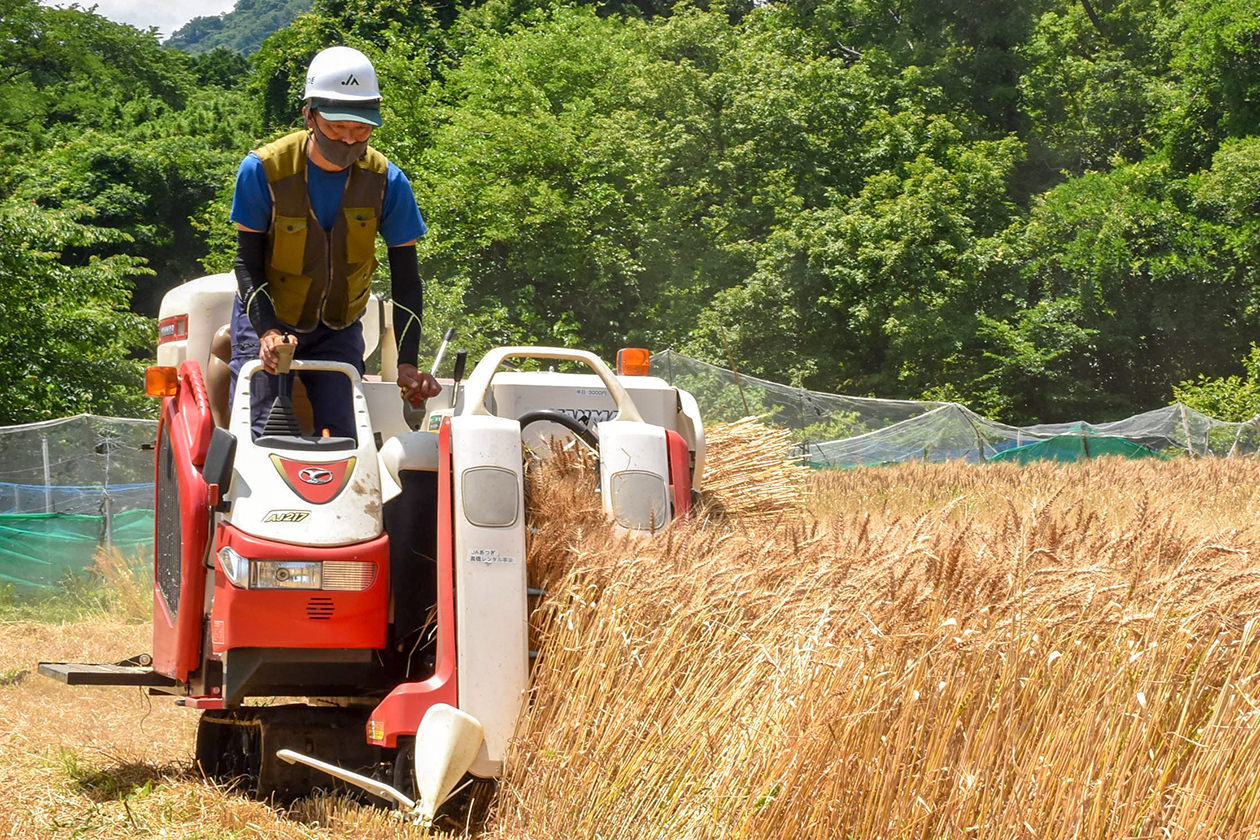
xmin=0 ymin=1 xmax=254 ymax=420
xmin=0 ymin=205 xmax=153 ymax=422
xmin=0 ymin=0 xmax=194 ymax=170
xmin=381 ymin=0 xmax=1260 ymax=421
xmin=1175 ymin=346 xmax=1260 ymax=422
xmin=2 ymin=0 xmax=1260 ymax=424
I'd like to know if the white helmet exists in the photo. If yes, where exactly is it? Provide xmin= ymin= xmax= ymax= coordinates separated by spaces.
xmin=304 ymin=46 xmax=381 ymax=103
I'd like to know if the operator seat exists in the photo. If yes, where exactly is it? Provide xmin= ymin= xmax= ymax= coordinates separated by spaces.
xmin=206 ymin=325 xmax=233 ymax=428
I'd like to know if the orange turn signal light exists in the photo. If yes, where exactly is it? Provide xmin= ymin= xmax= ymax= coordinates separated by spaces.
xmin=145 ymin=366 xmax=179 ymax=397
xmin=616 ymin=347 xmax=651 ymax=376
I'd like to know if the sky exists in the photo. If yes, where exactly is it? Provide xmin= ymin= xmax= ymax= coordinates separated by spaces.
xmin=39 ymin=0 xmax=239 ymax=40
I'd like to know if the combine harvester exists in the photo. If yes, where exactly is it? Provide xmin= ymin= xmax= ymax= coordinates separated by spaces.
xmin=39 ymin=274 xmax=704 ymax=823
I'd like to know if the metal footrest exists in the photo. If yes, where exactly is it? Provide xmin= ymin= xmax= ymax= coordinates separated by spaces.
xmin=38 ymin=655 xmax=177 ymax=687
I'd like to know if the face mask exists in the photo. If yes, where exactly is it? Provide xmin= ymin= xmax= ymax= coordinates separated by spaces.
xmin=309 ymin=118 xmax=368 ymax=169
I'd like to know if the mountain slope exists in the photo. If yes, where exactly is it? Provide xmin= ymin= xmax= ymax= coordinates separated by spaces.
xmin=165 ymin=0 xmax=313 ymax=55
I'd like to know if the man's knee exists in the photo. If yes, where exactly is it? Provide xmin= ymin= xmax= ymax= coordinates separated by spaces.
xmin=300 ymin=370 xmax=355 ymax=437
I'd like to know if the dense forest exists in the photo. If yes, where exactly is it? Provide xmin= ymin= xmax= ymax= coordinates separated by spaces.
xmin=0 ymin=0 xmax=1257 ymax=425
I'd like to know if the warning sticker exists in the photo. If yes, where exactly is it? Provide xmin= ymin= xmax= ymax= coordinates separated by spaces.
xmin=469 ymin=548 xmax=516 ymax=565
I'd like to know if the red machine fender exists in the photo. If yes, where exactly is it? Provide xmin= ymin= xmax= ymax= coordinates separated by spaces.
xmin=366 ymin=419 xmax=458 ymax=747
xmin=666 ymin=430 xmax=692 ymax=520
xmin=151 ymin=361 xmax=214 ymax=682
xmin=176 ymin=360 xmax=213 ymax=466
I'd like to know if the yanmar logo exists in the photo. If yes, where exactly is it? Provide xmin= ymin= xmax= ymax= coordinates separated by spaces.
xmin=269 ymin=455 xmax=357 ymax=505
xmin=556 ymin=408 xmax=615 ymax=425
xmin=298 ymin=467 xmax=334 ymax=485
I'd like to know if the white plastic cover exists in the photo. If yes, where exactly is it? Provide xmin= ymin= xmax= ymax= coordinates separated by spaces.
xmin=449 ymin=414 xmax=529 ymax=777
xmin=598 ymin=420 xmax=671 ymax=534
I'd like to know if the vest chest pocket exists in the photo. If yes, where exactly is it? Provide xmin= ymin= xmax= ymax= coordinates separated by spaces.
xmin=270 ymin=215 xmax=308 ymax=275
xmin=344 ymin=207 xmax=378 ymax=264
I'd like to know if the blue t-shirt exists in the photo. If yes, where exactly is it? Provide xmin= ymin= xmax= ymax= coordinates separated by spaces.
xmin=229 ymin=151 xmax=426 ymax=246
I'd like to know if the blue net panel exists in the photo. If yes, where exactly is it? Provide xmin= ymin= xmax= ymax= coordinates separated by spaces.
xmin=0 ymin=415 xmax=157 ymax=591
xmin=0 ymin=482 xmax=154 ymax=516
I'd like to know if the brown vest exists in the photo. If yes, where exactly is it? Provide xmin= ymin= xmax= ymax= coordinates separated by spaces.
xmin=256 ymin=130 xmax=388 ymax=331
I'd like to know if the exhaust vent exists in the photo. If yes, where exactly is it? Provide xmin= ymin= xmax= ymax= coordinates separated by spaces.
xmin=306 ymin=596 xmax=335 ymax=620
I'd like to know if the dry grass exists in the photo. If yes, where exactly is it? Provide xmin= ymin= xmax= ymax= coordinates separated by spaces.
xmin=9 ymin=425 xmax=1260 ymax=838
xmin=93 ymin=546 xmax=153 ymax=623
xmin=0 ymin=617 xmax=457 ymax=838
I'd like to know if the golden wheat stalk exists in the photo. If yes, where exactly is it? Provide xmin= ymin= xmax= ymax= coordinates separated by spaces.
xmin=497 ymin=449 xmax=1260 ymax=839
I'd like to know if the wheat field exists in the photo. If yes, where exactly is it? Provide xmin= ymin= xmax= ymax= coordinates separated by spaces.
xmin=6 ymin=426 xmax=1260 ymax=838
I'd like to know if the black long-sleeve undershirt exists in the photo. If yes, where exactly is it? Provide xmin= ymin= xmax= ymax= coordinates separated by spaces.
xmin=234 ymin=229 xmax=280 ymax=336
xmin=232 ymin=231 xmax=423 ymax=369
xmin=388 ymin=244 xmax=422 ymax=369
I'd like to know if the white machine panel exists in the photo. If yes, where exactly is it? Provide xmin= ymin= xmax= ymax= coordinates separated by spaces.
xmin=226 ymin=360 xmax=383 ymax=546
xmin=450 ymin=414 xmax=529 ymax=777
xmin=156 ymin=273 xmax=235 ymax=369
xmin=488 ymin=372 xmax=680 ymax=448
xmin=362 ymin=380 xmax=410 ymax=443
xmin=598 ymin=420 xmax=671 ymax=533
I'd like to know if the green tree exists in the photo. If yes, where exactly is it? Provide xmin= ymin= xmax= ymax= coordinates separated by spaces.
xmin=0 ymin=204 xmax=153 ymax=422
xmin=1172 ymin=345 xmax=1260 ymax=422
xmin=1017 ymin=3 xmax=1166 ymax=178
xmin=1162 ymin=0 xmax=1260 ymax=171
xmin=400 ymin=7 xmax=664 ymax=355
xmin=965 ymin=156 xmax=1258 ymax=422
xmin=0 ymin=0 xmax=196 ymax=171
xmin=405 ymin=4 xmax=908 ymax=359
xmin=188 ymin=47 xmax=253 ymax=88
xmin=0 ymin=1 xmax=259 ymax=425
xmin=10 ymin=134 xmax=244 ymax=314
xmin=687 ymin=128 xmax=1023 ymax=396
xmin=7 ymin=74 xmax=255 ymax=315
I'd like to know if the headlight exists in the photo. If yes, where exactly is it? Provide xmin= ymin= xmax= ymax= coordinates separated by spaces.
xmin=215 ymin=549 xmax=375 ymax=592
xmin=251 ymin=560 xmax=322 ymax=590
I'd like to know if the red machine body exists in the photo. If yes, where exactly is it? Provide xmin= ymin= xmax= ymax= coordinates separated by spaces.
xmin=39 ymin=276 xmax=705 ymax=816
xmin=151 ymin=361 xmax=213 ymax=682
xmin=210 ymin=524 xmax=389 ymax=652
xmin=366 ymin=420 xmax=459 ymax=748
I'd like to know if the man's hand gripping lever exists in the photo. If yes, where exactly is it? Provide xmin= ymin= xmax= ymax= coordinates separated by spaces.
xmin=261 ymin=333 xmax=303 ymax=437
xmin=398 ymin=326 xmax=448 ymax=418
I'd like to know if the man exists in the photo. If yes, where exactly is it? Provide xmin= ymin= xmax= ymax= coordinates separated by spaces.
xmin=228 ymin=45 xmax=441 ymax=439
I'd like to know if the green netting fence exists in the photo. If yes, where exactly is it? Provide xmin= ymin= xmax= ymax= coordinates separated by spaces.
xmin=988 ymin=433 xmax=1165 ymax=464
xmin=650 ymin=350 xmax=1260 ymax=467
xmin=0 ymin=508 xmax=154 ymax=591
xmin=0 ymin=414 xmax=156 ymax=594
